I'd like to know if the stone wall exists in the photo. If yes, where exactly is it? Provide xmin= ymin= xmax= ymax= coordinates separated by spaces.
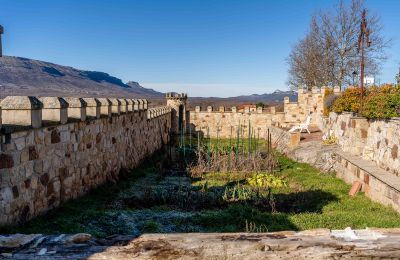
xmin=0 ymin=96 xmax=172 ymax=225
xmin=188 ymin=107 xmax=285 ymax=139
xmin=188 ymin=86 xmax=340 ymax=137
xmin=283 ymin=86 xmax=340 ymax=126
xmin=326 ymin=112 xmax=400 ymax=176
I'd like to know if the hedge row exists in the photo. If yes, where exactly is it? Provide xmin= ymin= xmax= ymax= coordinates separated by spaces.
xmin=328 ymin=85 xmax=400 ymax=119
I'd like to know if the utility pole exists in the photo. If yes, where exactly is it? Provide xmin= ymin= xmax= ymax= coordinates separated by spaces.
xmin=396 ymin=67 xmax=400 ymax=85
xmin=0 ymin=25 xmax=3 ymax=57
xmin=357 ymin=10 xmax=371 ymax=112
xmin=0 ymin=24 xmax=4 ymax=57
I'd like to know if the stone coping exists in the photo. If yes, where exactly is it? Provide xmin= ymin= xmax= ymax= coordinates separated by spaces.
xmin=0 ymin=96 xmax=160 ymax=134
xmin=63 ymin=97 xmax=87 ymax=108
xmin=0 ymin=96 xmax=43 ymax=110
xmin=191 ymin=110 xmax=278 ymax=114
xmin=331 ymin=111 xmax=400 ymax=123
xmin=81 ymin=98 xmax=101 ymax=107
xmin=96 ymin=98 xmax=112 ymax=106
xmin=335 ymin=150 xmax=400 ymax=192
xmin=39 ymin=97 xmax=69 ymax=109
xmin=108 ymin=98 xmax=121 ymax=106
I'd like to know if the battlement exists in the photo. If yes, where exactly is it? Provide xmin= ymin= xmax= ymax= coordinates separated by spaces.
xmin=193 ymin=105 xmax=278 ymax=114
xmin=297 ymin=86 xmax=341 ymax=95
xmin=0 ymin=96 xmax=170 ymax=134
xmin=165 ymin=92 xmax=188 ymax=99
xmin=147 ymin=106 xmax=172 ymax=119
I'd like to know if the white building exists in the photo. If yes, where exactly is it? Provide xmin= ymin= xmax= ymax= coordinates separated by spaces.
xmin=364 ymin=76 xmax=375 ymax=86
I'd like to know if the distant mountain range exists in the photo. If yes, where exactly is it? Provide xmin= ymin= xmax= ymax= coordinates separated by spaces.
xmin=0 ymin=56 xmax=163 ymax=98
xmin=187 ymin=90 xmax=297 ymax=109
xmin=0 ymin=56 xmax=297 ymax=106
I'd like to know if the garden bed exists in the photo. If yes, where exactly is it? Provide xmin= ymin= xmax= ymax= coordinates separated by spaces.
xmin=1 ymin=140 xmax=400 ymax=237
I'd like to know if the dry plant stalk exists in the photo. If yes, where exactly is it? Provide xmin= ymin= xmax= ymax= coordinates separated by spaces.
xmin=188 ymin=147 xmax=278 ymax=177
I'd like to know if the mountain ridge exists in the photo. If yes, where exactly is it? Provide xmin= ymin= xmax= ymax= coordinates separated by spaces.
xmin=0 ymin=56 xmax=164 ymax=98
xmin=0 ymin=56 xmax=296 ymax=105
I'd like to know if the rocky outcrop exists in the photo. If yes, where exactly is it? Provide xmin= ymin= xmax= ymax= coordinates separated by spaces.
xmin=287 ymin=141 xmax=339 ymax=172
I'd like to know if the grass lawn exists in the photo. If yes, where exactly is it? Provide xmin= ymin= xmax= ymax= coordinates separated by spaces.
xmin=1 ymin=143 xmax=400 ymax=237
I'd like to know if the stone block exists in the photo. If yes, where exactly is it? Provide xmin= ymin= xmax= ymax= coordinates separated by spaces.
xmin=109 ymin=98 xmax=121 ymax=115
xmin=0 ymin=153 xmax=14 ymax=169
xmin=126 ymin=99 xmax=134 ymax=112
xmin=284 ymin=97 xmax=290 ymax=104
xmin=270 ymin=106 xmax=276 ymax=114
xmin=219 ymin=106 xmax=225 ymax=112
xmin=0 ymin=96 xmax=43 ymax=128
xmin=289 ymin=132 xmax=300 ymax=148
xmin=96 ymin=98 xmax=112 ymax=117
xmin=231 ymin=107 xmax=237 ymax=113
xmin=257 ymin=107 xmax=262 ymax=114
xmin=118 ymin=98 xmax=128 ymax=114
xmin=64 ymin=97 xmax=87 ymax=121
xmin=195 ymin=106 xmax=201 ymax=112
xmin=138 ymin=99 xmax=144 ymax=111
xmin=143 ymin=99 xmax=148 ymax=110
xmin=82 ymin=98 xmax=101 ymax=119
xmin=311 ymin=86 xmax=318 ymax=94
xmin=132 ymin=99 xmax=139 ymax=111
xmin=207 ymin=106 xmax=212 ymax=113
xmin=39 ymin=97 xmax=68 ymax=124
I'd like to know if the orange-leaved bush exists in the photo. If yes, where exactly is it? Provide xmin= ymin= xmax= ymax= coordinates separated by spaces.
xmin=331 ymin=87 xmax=363 ymax=114
xmin=323 ymin=87 xmax=335 ymax=116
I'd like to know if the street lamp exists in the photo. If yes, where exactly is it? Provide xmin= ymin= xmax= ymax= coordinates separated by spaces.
xmin=352 ymin=71 xmax=358 ymax=86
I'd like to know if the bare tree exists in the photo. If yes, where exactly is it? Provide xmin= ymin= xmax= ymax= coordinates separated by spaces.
xmin=287 ymin=0 xmax=390 ymax=90
xmin=287 ymin=17 xmax=329 ymax=89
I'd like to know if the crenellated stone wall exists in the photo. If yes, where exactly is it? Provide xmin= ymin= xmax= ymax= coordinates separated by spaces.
xmin=188 ymin=87 xmax=340 ymax=138
xmin=0 ymin=96 xmax=171 ymax=225
xmin=284 ymin=86 xmax=340 ymax=126
xmin=188 ymin=106 xmax=285 ymax=138
xmin=325 ymin=112 xmax=400 ymax=176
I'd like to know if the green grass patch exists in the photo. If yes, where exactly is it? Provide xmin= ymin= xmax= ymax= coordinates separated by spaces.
xmin=2 ymin=145 xmax=400 ymax=237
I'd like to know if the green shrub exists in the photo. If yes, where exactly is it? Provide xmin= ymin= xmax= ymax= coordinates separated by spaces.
xmin=362 ymin=93 xmax=400 ymax=119
xmin=331 ymin=85 xmax=400 ymax=119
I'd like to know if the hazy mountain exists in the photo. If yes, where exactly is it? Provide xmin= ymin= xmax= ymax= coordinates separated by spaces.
xmin=229 ymin=90 xmax=297 ymax=102
xmin=0 ymin=56 xmax=164 ymax=98
xmin=187 ymin=90 xmax=297 ymax=110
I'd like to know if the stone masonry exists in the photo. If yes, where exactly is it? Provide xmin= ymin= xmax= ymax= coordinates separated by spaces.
xmin=325 ymin=112 xmax=400 ymax=176
xmin=0 ymin=96 xmax=172 ymax=225
xmin=166 ymin=92 xmax=187 ymax=134
xmin=188 ymin=86 xmax=337 ymax=139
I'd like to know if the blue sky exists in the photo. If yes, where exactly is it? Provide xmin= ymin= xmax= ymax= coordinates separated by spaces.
xmin=0 ymin=0 xmax=399 ymax=97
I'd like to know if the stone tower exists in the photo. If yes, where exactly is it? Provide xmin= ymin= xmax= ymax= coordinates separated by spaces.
xmin=166 ymin=92 xmax=187 ymax=134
